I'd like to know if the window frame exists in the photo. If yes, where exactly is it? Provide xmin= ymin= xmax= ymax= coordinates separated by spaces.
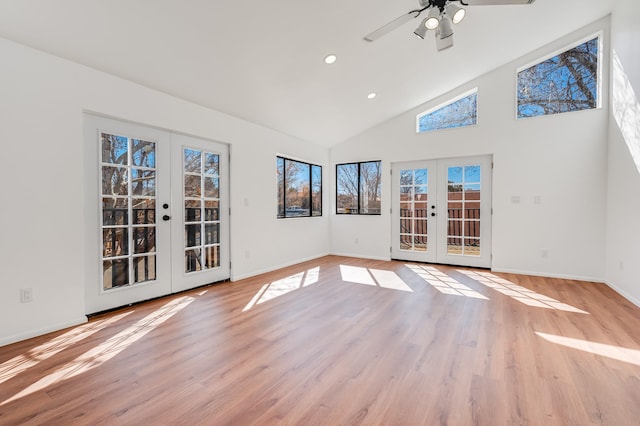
xmin=415 ymin=88 xmax=478 ymax=134
xmin=277 ymin=155 xmax=322 ymax=219
xmin=515 ymin=32 xmax=602 ymax=120
xmin=335 ymin=160 xmax=382 ymax=215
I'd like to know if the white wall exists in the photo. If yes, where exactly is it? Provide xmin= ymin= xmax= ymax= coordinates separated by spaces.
xmin=0 ymin=38 xmax=330 ymax=346
xmin=330 ymin=18 xmax=610 ymax=282
xmin=606 ymin=0 xmax=640 ymax=306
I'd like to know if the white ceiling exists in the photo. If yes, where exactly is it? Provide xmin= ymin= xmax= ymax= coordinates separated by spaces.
xmin=0 ymin=0 xmax=617 ymax=146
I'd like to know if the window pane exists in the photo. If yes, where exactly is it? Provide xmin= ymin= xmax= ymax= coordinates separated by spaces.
xmin=277 ymin=156 xmax=321 ymax=218
xmin=285 ymin=160 xmax=310 ymax=217
xmin=360 ymin=161 xmax=381 ymax=215
xmin=185 ymin=249 xmax=202 ymax=273
xmin=133 ymin=227 xmax=155 ymax=254
xmin=103 ymin=228 xmax=128 ymax=258
xmin=185 ymin=200 xmax=201 ymax=222
xmin=184 ymin=148 xmax=223 ymax=273
xmin=204 ymin=153 xmax=219 ymax=175
xmin=417 ymin=90 xmax=477 ymax=133
xmin=101 ymin=133 xmax=128 ymax=165
xmin=184 ymin=149 xmax=201 ymax=173
xmin=205 ymin=200 xmax=219 ymax=221
xmin=518 ymin=37 xmax=599 ymax=118
xmin=312 ymin=165 xmax=322 ymax=216
xmin=337 ymin=163 xmax=359 ymax=214
xmin=102 ymin=166 xmax=128 ymax=196
xmin=103 ymin=198 xmax=128 ymax=226
xmin=103 ymin=259 xmax=129 ymax=289
xmin=131 ymin=140 xmax=155 ymax=168
xmin=131 ymin=169 xmax=155 ymax=196
xmin=133 ymin=255 xmax=156 ymax=283
xmin=184 ymin=175 xmax=201 ymax=198
xmin=204 ymin=246 xmax=220 ymax=269
xmin=132 ymin=199 xmax=155 ymax=225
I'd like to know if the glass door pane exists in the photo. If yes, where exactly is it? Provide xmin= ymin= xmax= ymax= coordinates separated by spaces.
xmin=437 ymin=156 xmax=492 ymax=268
xmin=446 ymin=165 xmax=481 ymax=256
xmin=183 ymin=148 xmax=221 ymax=273
xmin=101 ymin=133 xmax=157 ymax=290
xmin=392 ymin=160 xmax=437 ymax=263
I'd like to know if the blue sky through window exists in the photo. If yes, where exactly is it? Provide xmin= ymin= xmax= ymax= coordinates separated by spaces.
xmin=518 ymin=36 xmax=599 ymax=118
xmin=417 ymin=90 xmax=478 ymax=133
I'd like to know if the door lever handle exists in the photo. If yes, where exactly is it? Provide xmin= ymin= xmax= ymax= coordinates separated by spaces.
xmin=162 ymin=215 xmax=171 ymax=221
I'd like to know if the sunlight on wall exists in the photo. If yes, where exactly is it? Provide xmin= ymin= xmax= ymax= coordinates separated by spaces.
xmin=406 ymin=264 xmax=488 ymax=300
xmin=340 ymin=265 xmax=413 ymax=292
xmin=242 ymin=267 xmax=320 ymax=312
xmin=612 ymin=50 xmax=640 ymax=174
xmin=458 ymin=270 xmax=589 ymax=314
xmin=0 ymin=312 xmax=132 ymax=386
xmin=1 ymin=296 xmax=195 ymax=406
xmin=536 ymin=332 xmax=640 ymax=366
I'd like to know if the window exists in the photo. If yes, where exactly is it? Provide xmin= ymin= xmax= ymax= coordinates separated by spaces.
xmin=517 ymin=35 xmax=600 ymax=118
xmin=277 ymin=156 xmax=322 ymax=218
xmin=336 ymin=161 xmax=382 ymax=215
xmin=416 ymin=89 xmax=478 ymax=133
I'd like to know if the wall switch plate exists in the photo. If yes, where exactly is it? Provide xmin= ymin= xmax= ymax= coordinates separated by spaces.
xmin=20 ymin=288 xmax=33 ymax=303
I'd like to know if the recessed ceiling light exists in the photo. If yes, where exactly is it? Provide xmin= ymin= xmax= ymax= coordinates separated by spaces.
xmin=367 ymin=93 xmax=377 ymax=99
xmin=324 ymin=54 xmax=337 ymax=64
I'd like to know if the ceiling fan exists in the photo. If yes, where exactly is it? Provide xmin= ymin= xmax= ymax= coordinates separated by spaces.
xmin=364 ymin=0 xmax=536 ymax=51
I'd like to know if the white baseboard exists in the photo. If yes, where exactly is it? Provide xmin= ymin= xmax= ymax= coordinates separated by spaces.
xmin=0 ymin=316 xmax=88 ymax=348
xmin=604 ymin=281 xmax=640 ymax=308
xmin=231 ymin=252 xmax=331 ymax=281
xmin=329 ymin=252 xmax=391 ymax=262
xmin=490 ymin=267 xmax=604 ymax=284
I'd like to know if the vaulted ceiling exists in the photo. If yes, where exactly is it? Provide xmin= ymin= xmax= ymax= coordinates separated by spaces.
xmin=0 ymin=0 xmax=617 ymax=146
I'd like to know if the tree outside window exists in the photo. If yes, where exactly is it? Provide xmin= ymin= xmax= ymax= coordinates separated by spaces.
xmin=336 ymin=161 xmax=381 ymax=215
xmin=517 ymin=36 xmax=599 ymax=118
xmin=277 ymin=156 xmax=322 ymax=218
xmin=417 ymin=89 xmax=477 ymax=133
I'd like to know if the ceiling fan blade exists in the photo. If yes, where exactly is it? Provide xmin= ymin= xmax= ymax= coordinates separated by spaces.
xmin=461 ymin=0 xmax=535 ymax=5
xmin=363 ymin=11 xmax=420 ymax=42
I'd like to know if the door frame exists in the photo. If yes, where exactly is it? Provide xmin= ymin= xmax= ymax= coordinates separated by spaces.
xmin=391 ymin=155 xmax=493 ymax=268
xmin=83 ymin=114 xmax=230 ymax=314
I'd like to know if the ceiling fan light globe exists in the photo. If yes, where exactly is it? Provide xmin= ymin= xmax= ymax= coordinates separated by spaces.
xmin=445 ymin=4 xmax=466 ymax=24
xmin=425 ymin=8 xmax=441 ymax=30
xmin=425 ymin=16 xmax=440 ymax=30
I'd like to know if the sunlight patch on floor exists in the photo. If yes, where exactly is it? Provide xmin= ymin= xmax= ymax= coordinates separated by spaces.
xmin=458 ymin=270 xmax=589 ymax=314
xmin=0 ymin=312 xmax=132 ymax=386
xmin=406 ymin=264 xmax=488 ymax=299
xmin=243 ymin=267 xmax=320 ymax=312
xmin=536 ymin=332 xmax=640 ymax=366
xmin=1 ymin=296 xmax=194 ymax=406
xmin=340 ymin=265 xmax=413 ymax=293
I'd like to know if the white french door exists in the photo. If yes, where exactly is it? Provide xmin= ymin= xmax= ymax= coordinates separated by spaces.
xmin=84 ymin=115 xmax=229 ymax=314
xmin=391 ymin=155 xmax=492 ymax=268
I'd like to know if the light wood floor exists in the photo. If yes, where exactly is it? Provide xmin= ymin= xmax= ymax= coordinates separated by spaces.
xmin=1 ymin=255 xmax=640 ymax=425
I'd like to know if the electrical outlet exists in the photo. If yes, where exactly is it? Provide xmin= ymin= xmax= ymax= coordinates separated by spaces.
xmin=20 ymin=288 xmax=33 ymax=303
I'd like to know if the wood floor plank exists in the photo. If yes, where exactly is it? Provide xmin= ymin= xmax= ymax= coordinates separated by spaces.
xmin=1 ymin=255 xmax=640 ymax=425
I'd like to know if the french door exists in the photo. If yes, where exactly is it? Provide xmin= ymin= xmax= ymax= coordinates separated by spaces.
xmin=391 ymin=156 xmax=492 ymax=268
xmin=84 ymin=115 xmax=229 ymax=314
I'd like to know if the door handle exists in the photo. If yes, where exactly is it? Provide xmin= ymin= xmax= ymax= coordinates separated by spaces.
xmin=162 ymin=215 xmax=171 ymax=221
xmin=431 ymin=212 xmax=436 ymax=217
